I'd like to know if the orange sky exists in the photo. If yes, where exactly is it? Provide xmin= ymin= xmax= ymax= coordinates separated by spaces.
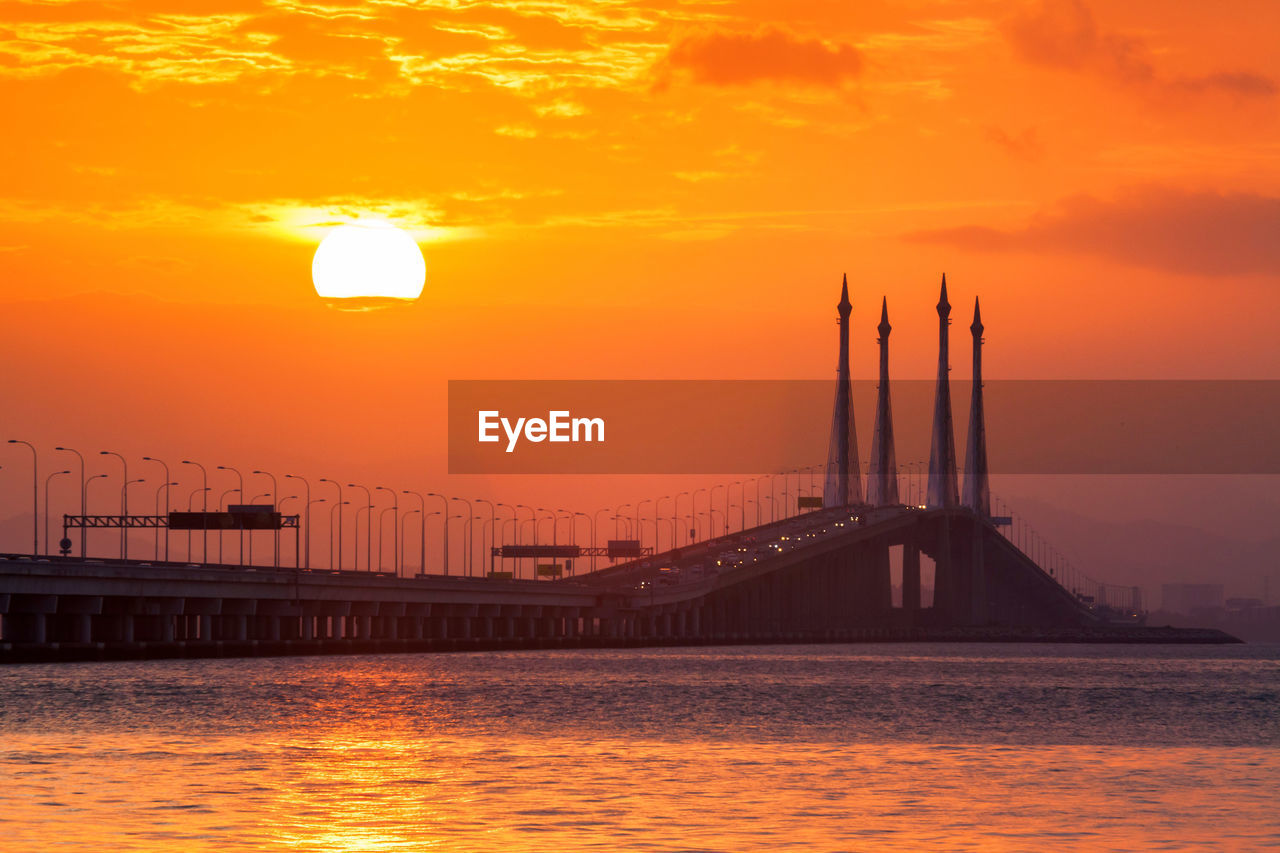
xmin=1 ymin=1 xmax=1278 ymax=588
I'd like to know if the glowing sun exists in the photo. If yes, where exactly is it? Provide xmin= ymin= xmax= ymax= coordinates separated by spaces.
xmin=311 ymin=223 xmax=426 ymax=304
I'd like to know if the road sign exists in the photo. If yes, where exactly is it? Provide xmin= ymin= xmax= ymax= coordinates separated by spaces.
xmin=499 ymin=545 xmax=580 ymax=559
xmin=607 ymin=539 xmax=642 ymax=558
xmin=536 ymin=564 xmax=563 ymax=577
xmin=798 ymin=496 xmax=824 ymax=509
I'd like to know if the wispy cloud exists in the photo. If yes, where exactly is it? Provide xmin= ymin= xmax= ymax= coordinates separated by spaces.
xmin=1005 ymin=0 xmax=1276 ymax=100
xmin=906 ymin=187 xmax=1280 ymax=276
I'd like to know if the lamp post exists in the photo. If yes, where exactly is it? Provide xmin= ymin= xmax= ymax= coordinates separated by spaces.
xmin=378 ymin=505 xmax=396 ymax=572
xmin=253 ymin=470 xmax=279 ymax=568
xmin=402 ymin=490 xmax=427 ymax=577
xmin=451 ymin=497 xmax=473 ymax=576
xmin=320 ymin=479 xmax=344 ymax=571
xmin=674 ymin=492 xmax=691 ymax=544
xmin=354 ymin=502 xmax=371 ymax=571
xmin=43 ymin=469 xmax=71 ymax=555
xmin=218 ymin=487 xmax=238 ymax=564
xmin=515 ymin=503 xmax=536 ymax=578
xmin=8 ymin=440 xmax=37 ymax=558
xmin=710 ymin=484 xmax=726 ymax=536
xmin=692 ymin=489 xmax=708 ymax=540
xmin=445 ymin=514 xmax=465 ymax=576
xmin=100 ymin=451 xmax=129 ymax=555
xmin=636 ymin=499 xmax=653 ymax=551
xmin=572 ymin=511 xmax=591 ymax=575
xmin=426 ymin=493 xmax=449 ymax=575
xmin=141 ymin=456 xmax=171 ymax=560
xmin=55 ymin=446 xmax=86 ymax=557
xmin=615 ymin=503 xmax=631 ymax=540
xmin=475 ymin=498 xmax=496 ymax=577
xmin=306 ymin=497 xmax=327 ymax=569
xmin=247 ymin=491 xmax=270 ymax=567
xmin=153 ymin=480 xmax=177 ymax=561
xmin=495 ymin=503 xmax=517 ymax=573
xmin=376 ymin=486 xmax=399 ymax=575
xmin=655 ymin=496 xmax=673 ymax=551
xmin=285 ymin=474 xmax=312 ymax=570
xmin=185 ymin=485 xmax=209 ymax=563
xmin=329 ymin=499 xmax=350 ymax=570
xmin=120 ymin=478 xmax=145 ymax=559
xmin=400 ymin=509 xmax=420 ymax=577
xmin=347 ymin=483 xmax=372 ymax=572
xmin=217 ymin=465 xmax=244 ymax=565
xmin=181 ymin=460 xmax=208 ymax=564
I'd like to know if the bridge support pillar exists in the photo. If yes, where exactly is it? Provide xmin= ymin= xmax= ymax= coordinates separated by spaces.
xmin=935 ymin=514 xmax=954 ymax=620
xmin=903 ymin=540 xmax=921 ymax=619
xmin=970 ymin=515 xmax=987 ymax=626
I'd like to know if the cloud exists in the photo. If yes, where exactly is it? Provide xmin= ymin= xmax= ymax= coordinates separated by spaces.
xmin=1005 ymin=0 xmax=1275 ymax=99
xmin=906 ymin=187 xmax=1280 ymax=277
xmin=0 ymin=13 xmax=297 ymax=86
xmin=654 ymin=26 xmax=862 ymax=90
xmin=985 ymin=126 xmax=1043 ymax=161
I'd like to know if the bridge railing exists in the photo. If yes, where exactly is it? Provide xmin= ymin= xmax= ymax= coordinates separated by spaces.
xmin=987 ymin=491 xmax=1144 ymax=617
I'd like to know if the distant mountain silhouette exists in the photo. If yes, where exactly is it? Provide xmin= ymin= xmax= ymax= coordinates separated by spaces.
xmin=1006 ymin=497 xmax=1279 ymax=606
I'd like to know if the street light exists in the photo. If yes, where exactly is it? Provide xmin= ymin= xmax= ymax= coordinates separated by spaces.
xmin=43 ymin=469 xmax=71 ymax=555
xmin=402 ymin=490 xmax=427 ymax=577
xmin=153 ymin=480 xmax=178 ymax=561
xmin=99 ymin=451 xmax=129 ymax=558
xmin=475 ymin=498 xmax=496 ymax=577
xmin=218 ymin=487 xmax=239 ymax=563
xmin=85 ymin=473 xmax=109 ymax=558
xmin=307 ymin=497 xmax=327 ymax=569
xmin=376 ymin=486 xmax=399 ymax=576
xmin=120 ymin=478 xmax=146 ymax=559
xmin=217 ymin=465 xmax=244 ymax=565
xmin=515 ymin=503 xmax=536 ymax=578
xmin=571 ymin=511 xmax=591 ymax=575
xmin=426 ymin=493 xmax=450 ymax=575
xmin=142 ymin=456 xmax=171 ymax=560
xmin=55 ymin=446 xmax=86 ymax=557
xmin=9 ymin=440 xmax=37 ymax=558
xmin=181 ymin=460 xmax=209 ymax=564
xmin=451 ymin=497 xmax=473 ymax=576
xmin=319 ymin=479 xmax=344 ymax=571
xmin=285 ymin=474 xmax=312 ymax=570
xmin=692 ymin=489 xmax=708 ymax=539
xmin=247 ymin=492 xmax=270 ymax=567
xmin=329 ymin=499 xmax=350 ymax=570
xmin=378 ymin=505 xmax=396 ymax=572
xmin=636 ymin=499 xmax=653 ymax=551
xmin=253 ymin=469 xmax=279 ymax=567
xmin=185 ymin=485 xmax=210 ymax=564
xmin=400 ymin=509 xmax=421 ymax=577
xmin=615 ymin=503 xmax=631 ymax=540
xmin=347 ymin=483 xmax=372 ymax=571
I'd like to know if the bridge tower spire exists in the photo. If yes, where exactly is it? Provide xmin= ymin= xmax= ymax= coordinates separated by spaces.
xmin=867 ymin=296 xmax=899 ymax=506
xmin=823 ymin=274 xmax=862 ymax=508
xmin=962 ymin=297 xmax=990 ymax=517
xmin=927 ymin=274 xmax=959 ymax=509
